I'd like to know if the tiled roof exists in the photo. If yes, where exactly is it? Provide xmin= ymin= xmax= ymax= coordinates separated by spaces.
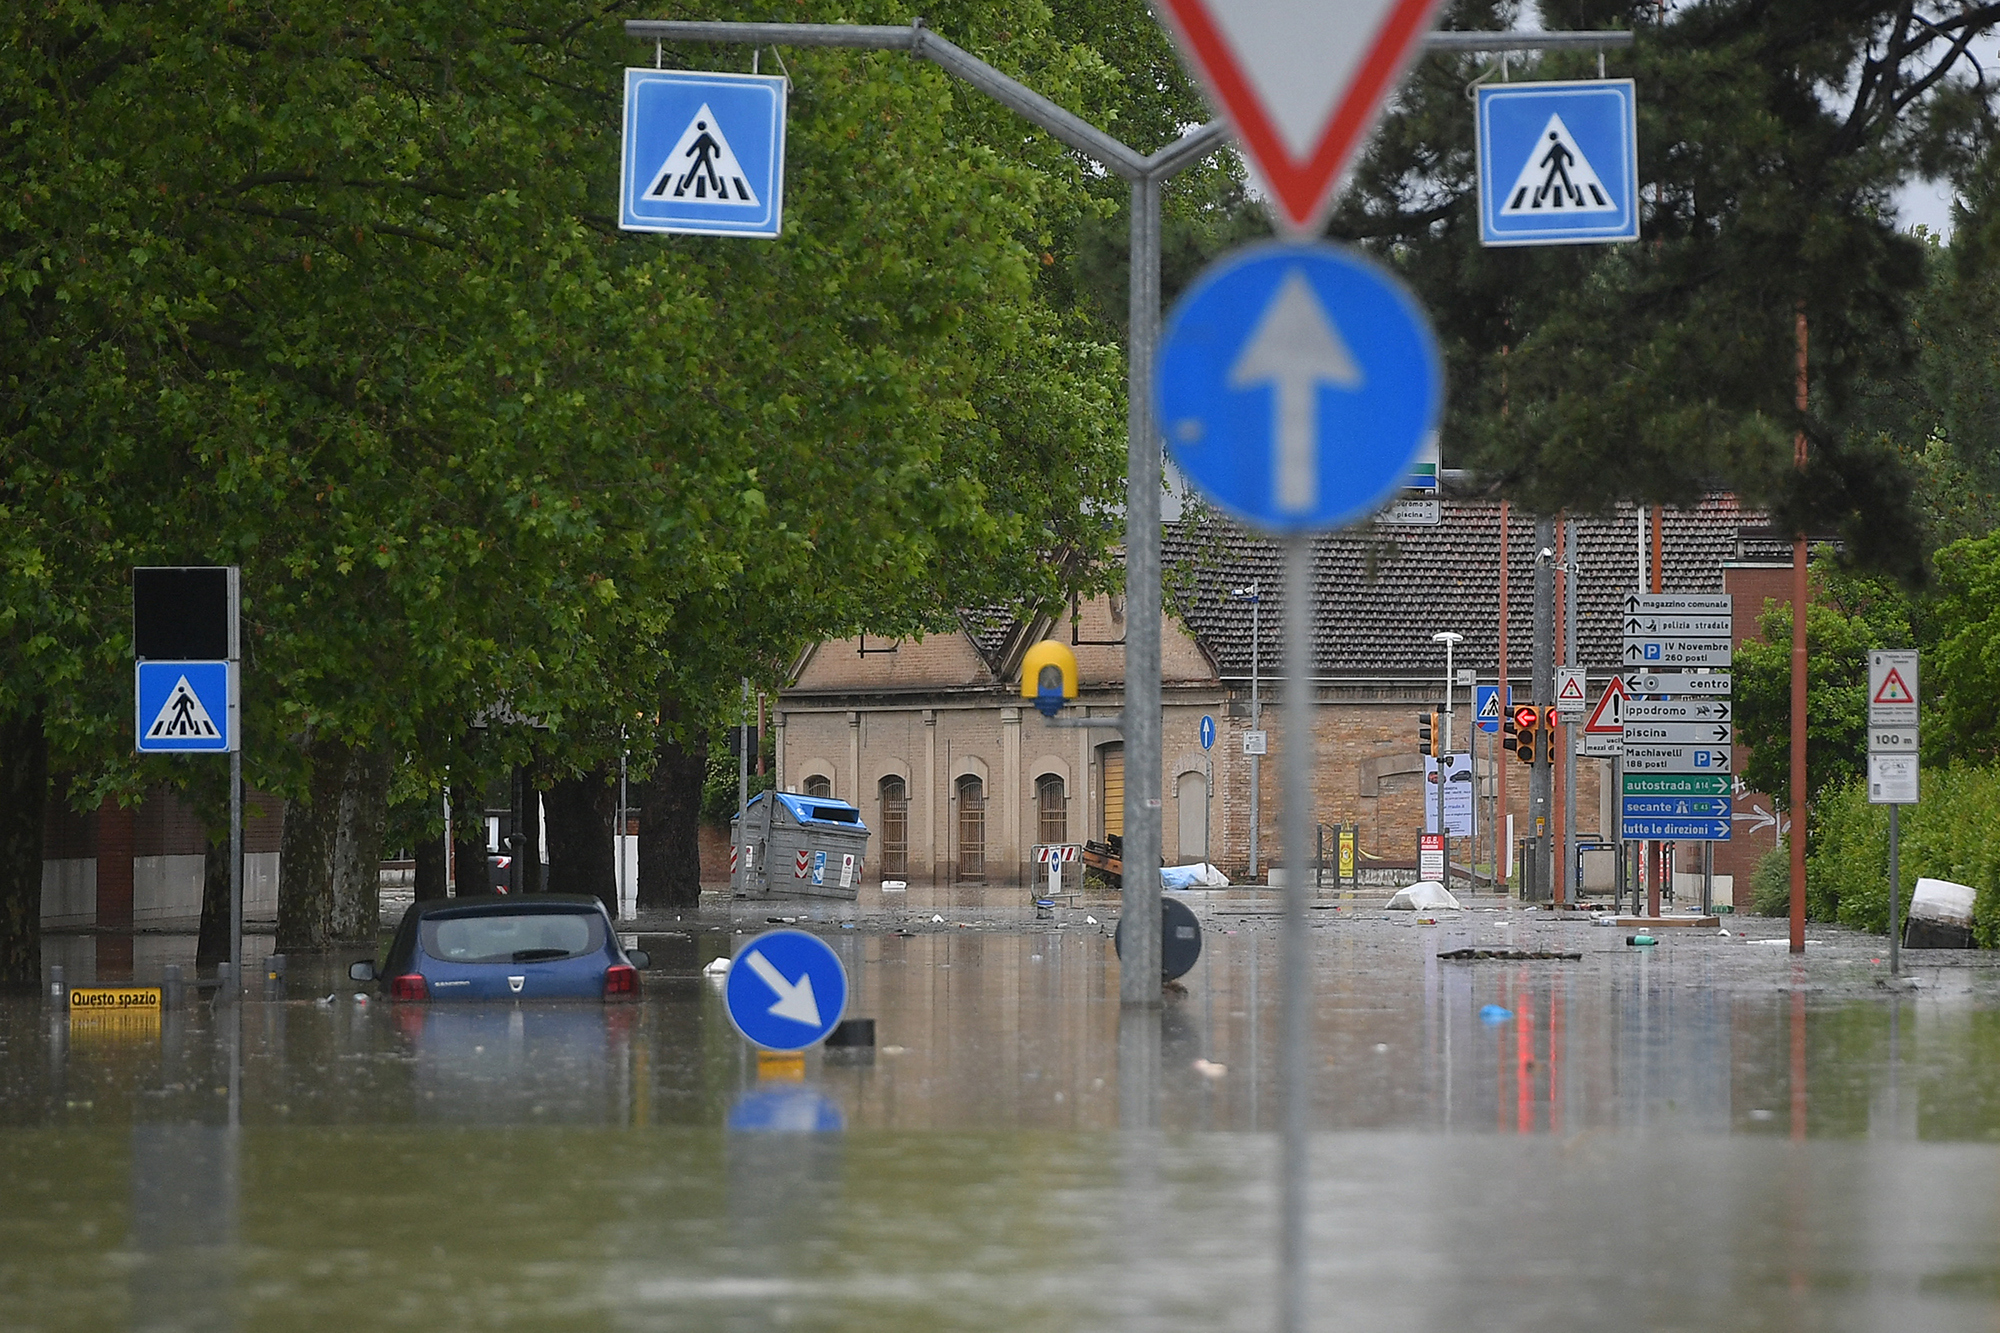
xmin=1164 ymin=494 xmax=1760 ymax=679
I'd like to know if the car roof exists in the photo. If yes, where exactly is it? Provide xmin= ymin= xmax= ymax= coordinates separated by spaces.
xmin=410 ymin=894 xmax=609 ymax=921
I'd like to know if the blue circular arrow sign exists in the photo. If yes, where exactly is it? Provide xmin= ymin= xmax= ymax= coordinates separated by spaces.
xmin=1157 ymin=242 xmax=1442 ymax=534
xmin=1200 ymin=715 xmax=1216 ymax=750
xmin=724 ymin=929 xmax=849 ymax=1052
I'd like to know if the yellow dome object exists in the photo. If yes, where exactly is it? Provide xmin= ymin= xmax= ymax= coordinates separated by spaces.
xmin=1020 ymin=640 xmax=1079 ymax=717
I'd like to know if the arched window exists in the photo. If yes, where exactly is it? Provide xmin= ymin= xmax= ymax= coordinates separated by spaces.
xmin=878 ymin=776 xmax=909 ymax=876
xmin=955 ymin=774 xmax=985 ymax=881
xmin=1036 ymin=774 xmax=1068 ymax=847
xmin=803 ymin=774 xmax=832 ymax=799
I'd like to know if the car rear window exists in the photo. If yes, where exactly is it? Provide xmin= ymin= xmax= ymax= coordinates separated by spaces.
xmin=421 ymin=912 xmax=604 ymax=964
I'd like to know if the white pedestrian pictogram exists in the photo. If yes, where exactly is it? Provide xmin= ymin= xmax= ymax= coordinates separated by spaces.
xmin=1500 ymin=114 xmax=1616 ymax=215
xmin=644 ymin=103 xmax=759 ymax=205
xmin=147 ymin=676 xmax=219 ymax=740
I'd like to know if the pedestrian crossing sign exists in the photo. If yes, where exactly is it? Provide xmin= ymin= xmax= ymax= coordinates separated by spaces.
xmin=135 ymin=660 xmax=236 ymax=753
xmin=621 ymin=69 xmax=786 ymax=238
xmin=1476 ymin=80 xmax=1638 ymax=247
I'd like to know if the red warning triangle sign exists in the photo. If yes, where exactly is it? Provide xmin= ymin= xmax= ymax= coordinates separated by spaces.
xmin=1584 ymin=676 xmax=1627 ymax=735
xmin=1872 ymin=668 xmax=1915 ymax=705
xmin=1558 ymin=674 xmax=1587 ymax=703
xmin=1154 ymin=0 xmax=1448 ymax=235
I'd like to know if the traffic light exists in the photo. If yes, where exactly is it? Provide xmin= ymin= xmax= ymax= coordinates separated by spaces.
xmin=1417 ymin=710 xmax=1438 ymax=757
xmin=1511 ymin=704 xmax=1541 ymax=766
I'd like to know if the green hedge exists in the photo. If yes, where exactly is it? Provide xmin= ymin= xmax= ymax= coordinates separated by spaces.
xmin=1804 ymin=764 xmax=2000 ymax=943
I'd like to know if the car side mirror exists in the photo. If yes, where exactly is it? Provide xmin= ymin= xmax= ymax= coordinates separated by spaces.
xmin=626 ymin=950 xmax=651 ymax=970
xmin=349 ymin=960 xmax=377 ymax=982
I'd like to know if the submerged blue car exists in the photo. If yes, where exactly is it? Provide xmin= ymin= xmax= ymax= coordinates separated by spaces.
xmin=351 ymin=895 xmax=649 ymax=1001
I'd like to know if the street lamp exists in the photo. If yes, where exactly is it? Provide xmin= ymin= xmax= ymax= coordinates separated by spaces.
xmin=1232 ymin=584 xmax=1262 ymax=880
xmin=1432 ymin=631 xmax=1464 ymax=889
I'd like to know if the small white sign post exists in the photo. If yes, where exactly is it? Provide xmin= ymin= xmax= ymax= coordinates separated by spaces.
xmin=1868 ymin=650 xmax=1919 ymax=974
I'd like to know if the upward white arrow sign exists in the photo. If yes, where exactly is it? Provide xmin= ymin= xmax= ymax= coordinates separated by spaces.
xmin=743 ymin=949 xmax=822 ymax=1026
xmin=1228 ymin=269 xmax=1363 ymax=513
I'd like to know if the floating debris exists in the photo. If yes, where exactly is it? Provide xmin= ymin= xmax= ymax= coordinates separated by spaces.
xmin=1437 ymin=948 xmax=1581 ymax=961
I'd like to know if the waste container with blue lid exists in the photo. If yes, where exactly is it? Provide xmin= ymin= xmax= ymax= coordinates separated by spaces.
xmin=729 ymin=792 xmax=871 ymax=900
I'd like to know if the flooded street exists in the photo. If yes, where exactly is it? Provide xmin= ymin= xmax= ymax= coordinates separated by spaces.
xmin=9 ymin=895 xmax=2000 ymax=1330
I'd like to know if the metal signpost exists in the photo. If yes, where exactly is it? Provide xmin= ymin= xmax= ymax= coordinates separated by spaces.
xmin=625 ymin=16 xmax=1238 ymax=1009
xmin=628 ymin=17 xmax=1630 ymax=1329
xmin=1234 ymin=583 xmax=1265 ymax=880
xmin=723 ymin=929 xmax=849 ymax=1052
xmin=1156 ymin=179 xmax=1442 ymax=1333
xmin=1868 ymin=650 xmax=1919 ymax=974
xmin=1476 ymin=79 xmax=1639 ymax=246
xmin=1619 ymin=594 xmax=1732 ymax=899
xmin=133 ymin=567 xmax=242 ymax=995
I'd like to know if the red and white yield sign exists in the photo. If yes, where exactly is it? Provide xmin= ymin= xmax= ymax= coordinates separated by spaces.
xmin=1155 ymin=0 xmax=1448 ymax=235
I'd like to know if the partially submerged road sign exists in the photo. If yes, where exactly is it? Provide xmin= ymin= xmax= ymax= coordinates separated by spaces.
xmin=724 ymin=929 xmax=848 ymax=1052
xmin=621 ymin=70 xmax=787 ymax=238
xmin=1155 ymin=0 xmax=1447 ymax=234
xmin=1158 ymin=242 xmax=1442 ymax=533
xmin=1476 ymin=80 xmax=1639 ymax=246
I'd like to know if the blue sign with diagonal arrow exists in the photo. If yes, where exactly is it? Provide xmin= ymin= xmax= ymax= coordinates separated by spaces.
xmin=723 ymin=929 xmax=848 ymax=1051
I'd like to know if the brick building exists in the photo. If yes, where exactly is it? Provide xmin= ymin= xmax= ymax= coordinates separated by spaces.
xmin=776 ymin=494 xmax=1780 ymax=892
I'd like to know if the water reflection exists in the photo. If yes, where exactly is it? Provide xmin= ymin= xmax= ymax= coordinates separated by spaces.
xmin=8 ymin=916 xmax=2000 ymax=1328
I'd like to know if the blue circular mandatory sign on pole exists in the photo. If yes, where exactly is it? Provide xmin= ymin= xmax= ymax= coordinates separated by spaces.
xmin=1200 ymin=715 xmax=1216 ymax=751
xmin=1157 ymin=242 xmax=1442 ymax=534
xmin=724 ymin=929 xmax=849 ymax=1052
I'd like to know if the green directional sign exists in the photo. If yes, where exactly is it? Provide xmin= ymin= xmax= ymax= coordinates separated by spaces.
xmin=1623 ymin=773 xmax=1731 ymax=797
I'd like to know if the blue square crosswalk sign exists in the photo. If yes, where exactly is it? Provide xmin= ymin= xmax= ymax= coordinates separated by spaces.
xmin=136 ymin=660 xmax=236 ymax=753
xmin=621 ymin=69 xmax=786 ymax=238
xmin=1476 ymin=80 xmax=1638 ymax=247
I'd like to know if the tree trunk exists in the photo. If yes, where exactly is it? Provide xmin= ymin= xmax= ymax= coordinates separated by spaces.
xmin=544 ymin=766 xmax=617 ymax=917
xmin=413 ymin=833 xmax=447 ymax=902
xmin=196 ymin=832 xmax=230 ymax=970
xmin=278 ymin=737 xmax=391 ymax=949
xmin=513 ymin=765 xmax=544 ymax=895
xmin=452 ymin=779 xmax=490 ymax=896
xmin=639 ymin=727 xmax=706 ymax=911
xmin=0 ymin=710 xmax=47 ymax=991
xmin=328 ymin=745 xmax=391 ymax=943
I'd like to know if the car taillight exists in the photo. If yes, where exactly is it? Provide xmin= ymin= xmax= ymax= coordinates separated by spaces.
xmin=390 ymin=973 xmax=428 ymax=1001
xmin=603 ymin=964 xmax=638 ymax=998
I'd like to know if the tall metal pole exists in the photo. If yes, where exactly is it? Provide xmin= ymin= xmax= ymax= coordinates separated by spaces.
xmin=738 ymin=677 xmax=750 ymax=818
xmin=229 ymin=747 xmax=242 ymax=999
xmin=1278 ymin=534 xmax=1314 ymax=1332
xmin=1562 ymin=517 xmax=1579 ymax=906
xmin=1122 ymin=171 xmax=1164 ymax=1006
xmin=1888 ymin=804 xmax=1901 ymax=975
xmin=1790 ymin=304 xmax=1810 ymax=954
xmin=1497 ymin=502 xmax=1509 ymax=889
xmin=1532 ymin=519 xmax=1556 ymax=899
xmin=1248 ymin=589 xmax=1262 ymax=881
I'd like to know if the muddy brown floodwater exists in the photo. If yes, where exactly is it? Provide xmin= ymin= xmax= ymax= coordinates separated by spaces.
xmin=7 ymin=890 xmax=2000 ymax=1331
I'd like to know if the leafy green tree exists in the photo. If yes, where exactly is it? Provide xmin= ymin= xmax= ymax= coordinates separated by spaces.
xmin=1733 ymin=554 xmax=1917 ymax=808
xmin=1334 ymin=1 xmax=2000 ymax=581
